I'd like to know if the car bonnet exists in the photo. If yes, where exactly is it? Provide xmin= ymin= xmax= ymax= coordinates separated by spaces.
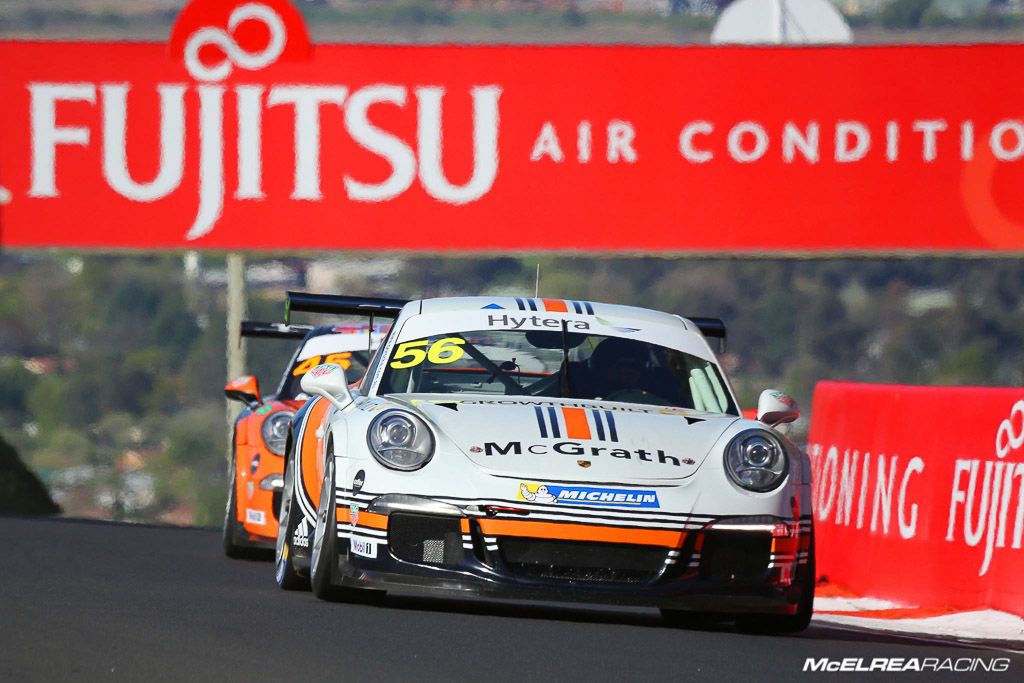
xmin=393 ymin=395 xmax=739 ymax=482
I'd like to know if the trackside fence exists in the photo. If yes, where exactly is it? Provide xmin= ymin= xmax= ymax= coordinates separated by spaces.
xmin=808 ymin=381 xmax=1024 ymax=617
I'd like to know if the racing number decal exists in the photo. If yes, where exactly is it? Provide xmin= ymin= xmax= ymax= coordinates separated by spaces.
xmin=389 ymin=338 xmax=465 ymax=369
xmin=292 ymin=353 xmax=352 ymax=376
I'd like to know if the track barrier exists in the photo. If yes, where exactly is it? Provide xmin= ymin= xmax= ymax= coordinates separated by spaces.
xmin=808 ymin=381 xmax=1024 ymax=617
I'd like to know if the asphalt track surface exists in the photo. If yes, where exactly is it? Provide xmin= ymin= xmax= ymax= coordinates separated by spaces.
xmin=1 ymin=516 xmax=1021 ymax=682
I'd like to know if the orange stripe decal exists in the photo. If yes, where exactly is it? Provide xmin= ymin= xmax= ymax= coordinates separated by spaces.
xmin=355 ymin=511 xmax=389 ymax=530
xmin=336 ymin=507 xmax=350 ymax=523
xmin=478 ymin=518 xmax=684 ymax=548
xmin=542 ymin=298 xmax=568 ymax=313
xmin=460 ymin=519 xmax=470 ymax=533
xmin=300 ymin=398 xmax=331 ymax=507
xmin=561 ymin=407 xmax=591 ymax=440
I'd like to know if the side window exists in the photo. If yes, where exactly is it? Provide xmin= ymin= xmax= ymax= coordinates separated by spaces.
xmin=686 ymin=362 xmax=734 ymax=415
xmin=661 ymin=350 xmax=736 ymax=415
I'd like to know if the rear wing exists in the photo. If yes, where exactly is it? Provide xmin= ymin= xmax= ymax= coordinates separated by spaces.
xmin=687 ymin=317 xmax=727 ymax=352
xmin=284 ymin=291 xmax=409 ymax=324
xmin=240 ymin=320 xmax=313 ymax=340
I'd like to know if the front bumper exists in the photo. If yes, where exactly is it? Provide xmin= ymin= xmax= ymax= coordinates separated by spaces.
xmin=237 ymin=454 xmax=285 ymax=542
xmin=332 ymin=494 xmax=813 ymax=614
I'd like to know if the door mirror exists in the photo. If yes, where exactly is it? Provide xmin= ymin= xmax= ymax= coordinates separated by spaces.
xmin=757 ymin=389 xmax=799 ymax=427
xmin=300 ymin=363 xmax=352 ymax=410
xmin=225 ymin=375 xmax=261 ymax=409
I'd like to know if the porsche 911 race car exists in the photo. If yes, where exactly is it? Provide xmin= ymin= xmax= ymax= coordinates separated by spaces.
xmin=222 ymin=320 xmax=386 ymax=557
xmin=275 ymin=293 xmax=814 ymax=633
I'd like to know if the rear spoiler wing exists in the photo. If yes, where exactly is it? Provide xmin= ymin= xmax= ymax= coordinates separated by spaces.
xmin=285 ymin=291 xmax=409 ymax=324
xmin=240 ymin=320 xmax=313 ymax=340
xmin=688 ymin=317 xmax=727 ymax=352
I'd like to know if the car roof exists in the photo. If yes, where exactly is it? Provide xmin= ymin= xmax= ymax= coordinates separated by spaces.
xmin=412 ymin=296 xmax=701 ymax=333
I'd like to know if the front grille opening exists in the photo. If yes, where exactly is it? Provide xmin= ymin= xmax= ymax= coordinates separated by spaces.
xmin=499 ymin=538 xmax=667 ymax=584
xmin=700 ymin=532 xmax=771 ymax=581
xmin=388 ymin=513 xmax=463 ymax=567
xmin=469 ymin=519 xmax=489 ymax=563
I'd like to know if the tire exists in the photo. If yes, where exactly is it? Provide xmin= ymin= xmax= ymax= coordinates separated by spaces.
xmin=274 ymin=447 xmax=308 ymax=590
xmin=310 ymin=454 xmax=383 ymax=604
xmin=735 ymin=535 xmax=816 ymax=635
xmin=222 ymin=451 xmax=252 ymax=559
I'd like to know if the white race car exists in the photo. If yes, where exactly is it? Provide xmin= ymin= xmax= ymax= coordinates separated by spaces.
xmin=275 ymin=293 xmax=813 ymax=633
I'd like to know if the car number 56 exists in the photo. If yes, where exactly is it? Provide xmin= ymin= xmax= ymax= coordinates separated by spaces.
xmin=390 ymin=338 xmax=466 ymax=369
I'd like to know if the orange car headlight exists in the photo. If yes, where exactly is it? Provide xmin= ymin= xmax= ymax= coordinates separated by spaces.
xmin=261 ymin=411 xmax=294 ymax=456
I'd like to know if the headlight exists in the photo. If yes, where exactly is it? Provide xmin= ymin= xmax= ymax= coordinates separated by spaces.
xmin=367 ymin=410 xmax=434 ymax=471
xmin=261 ymin=411 xmax=294 ymax=456
xmin=724 ymin=429 xmax=788 ymax=492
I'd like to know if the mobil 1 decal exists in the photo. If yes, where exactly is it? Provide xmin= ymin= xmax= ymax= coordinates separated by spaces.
xmin=535 ymin=406 xmax=618 ymax=442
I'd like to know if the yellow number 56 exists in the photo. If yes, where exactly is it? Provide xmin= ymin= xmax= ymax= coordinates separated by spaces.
xmin=390 ymin=338 xmax=465 ymax=369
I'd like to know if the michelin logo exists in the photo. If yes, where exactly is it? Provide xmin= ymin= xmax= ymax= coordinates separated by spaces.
xmin=519 ymin=482 xmax=659 ymax=508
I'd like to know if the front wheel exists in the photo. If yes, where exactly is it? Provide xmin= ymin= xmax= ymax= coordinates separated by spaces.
xmin=274 ymin=449 xmax=308 ymax=590
xmin=310 ymin=455 xmax=383 ymax=604
xmin=223 ymin=451 xmax=254 ymax=559
xmin=735 ymin=536 xmax=816 ymax=635
xmin=310 ymin=455 xmax=347 ymax=600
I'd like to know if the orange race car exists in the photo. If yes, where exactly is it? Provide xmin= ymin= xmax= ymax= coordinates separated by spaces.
xmin=222 ymin=320 xmax=386 ymax=558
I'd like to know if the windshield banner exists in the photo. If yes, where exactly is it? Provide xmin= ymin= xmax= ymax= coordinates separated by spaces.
xmin=808 ymin=380 xmax=1024 ymax=616
xmin=2 ymin=0 xmax=1024 ymax=251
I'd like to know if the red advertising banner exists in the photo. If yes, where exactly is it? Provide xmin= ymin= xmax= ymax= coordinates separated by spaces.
xmin=808 ymin=381 xmax=1024 ymax=616
xmin=2 ymin=0 xmax=1024 ymax=251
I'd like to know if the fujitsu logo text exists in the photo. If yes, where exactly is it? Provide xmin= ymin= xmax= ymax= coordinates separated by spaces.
xmin=26 ymin=2 xmax=502 ymax=240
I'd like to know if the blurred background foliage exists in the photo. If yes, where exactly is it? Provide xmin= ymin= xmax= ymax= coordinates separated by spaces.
xmin=2 ymin=1 xmax=1024 ymax=43
xmin=0 ymin=252 xmax=1021 ymax=524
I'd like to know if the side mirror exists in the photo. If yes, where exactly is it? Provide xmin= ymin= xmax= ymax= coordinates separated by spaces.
xmin=300 ymin=363 xmax=352 ymax=410
xmin=757 ymin=389 xmax=799 ymax=427
xmin=225 ymin=375 xmax=261 ymax=409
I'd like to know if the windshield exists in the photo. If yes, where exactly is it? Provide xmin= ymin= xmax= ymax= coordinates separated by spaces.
xmin=378 ymin=329 xmax=737 ymax=414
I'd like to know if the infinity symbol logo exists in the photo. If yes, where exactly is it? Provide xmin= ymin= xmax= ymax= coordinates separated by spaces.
xmin=995 ymin=399 xmax=1024 ymax=459
xmin=184 ymin=2 xmax=286 ymax=82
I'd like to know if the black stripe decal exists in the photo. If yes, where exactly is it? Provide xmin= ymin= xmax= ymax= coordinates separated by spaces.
xmin=572 ymin=300 xmax=583 ymax=314
xmin=534 ymin=406 xmax=548 ymax=438
xmin=604 ymin=409 xmax=618 ymax=442
xmin=514 ymin=297 xmax=525 ymax=311
xmin=546 ymin=406 xmax=561 ymax=438
xmin=526 ymin=298 xmax=538 ymax=311
xmin=591 ymin=408 xmax=606 ymax=441
xmin=584 ymin=301 xmax=595 ymax=315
